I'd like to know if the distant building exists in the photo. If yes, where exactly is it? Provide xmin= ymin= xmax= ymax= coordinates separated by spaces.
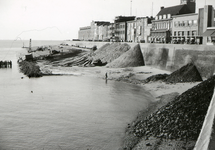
xmin=108 ymin=23 xmax=115 ymax=41
xmin=78 ymin=26 xmax=91 ymax=41
xmin=171 ymin=5 xmax=215 ymax=45
xmin=114 ymin=16 xmax=136 ymax=42
xmin=127 ymin=20 xmax=136 ymax=42
xmin=78 ymin=21 xmax=110 ymax=41
xmin=150 ymin=0 xmax=196 ymax=43
xmin=172 ymin=13 xmax=198 ymax=44
xmin=127 ymin=17 xmax=154 ymax=43
xmin=199 ymin=5 xmax=215 ymax=45
xmin=91 ymin=21 xmax=110 ymax=41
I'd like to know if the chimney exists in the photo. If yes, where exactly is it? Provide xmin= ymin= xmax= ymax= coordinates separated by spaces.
xmin=161 ymin=6 xmax=164 ymax=10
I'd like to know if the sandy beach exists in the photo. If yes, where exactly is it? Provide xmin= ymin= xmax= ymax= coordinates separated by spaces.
xmin=21 ymin=43 xmax=213 ymax=149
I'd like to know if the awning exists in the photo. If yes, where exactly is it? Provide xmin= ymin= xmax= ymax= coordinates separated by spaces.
xmin=202 ymin=30 xmax=215 ymax=36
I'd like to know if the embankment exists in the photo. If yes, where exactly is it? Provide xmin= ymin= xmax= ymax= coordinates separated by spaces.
xmin=67 ymin=41 xmax=215 ymax=78
xmin=18 ymin=60 xmax=43 ymax=77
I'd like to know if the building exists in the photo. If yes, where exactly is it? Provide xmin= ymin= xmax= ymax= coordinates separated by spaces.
xmin=90 ymin=21 xmax=110 ymax=41
xmin=172 ymin=13 xmax=198 ymax=44
xmin=114 ymin=16 xmax=136 ymax=42
xmin=127 ymin=20 xmax=136 ymax=42
xmin=127 ymin=17 xmax=154 ymax=43
xmin=78 ymin=21 xmax=110 ymax=41
xmin=171 ymin=5 xmax=215 ymax=45
xmin=78 ymin=26 xmax=91 ymax=41
xmin=199 ymin=5 xmax=215 ymax=45
xmin=150 ymin=0 xmax=196 ymax=43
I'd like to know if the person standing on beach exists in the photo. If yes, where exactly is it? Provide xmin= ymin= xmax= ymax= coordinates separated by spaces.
xmin=105 ymin=72 xmax=108 ymax=80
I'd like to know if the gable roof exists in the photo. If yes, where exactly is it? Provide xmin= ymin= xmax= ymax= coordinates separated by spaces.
xmin=157 ymin=4 xmax=191 ymax=16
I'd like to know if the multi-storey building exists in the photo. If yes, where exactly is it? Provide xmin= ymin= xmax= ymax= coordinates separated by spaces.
xmin=199 ymin=5 xmax=215 ymax=45
xmin=150 ymin=0 xmax=196 ymax=43
xmin=127 ymin=20 xmax=136 ymax=42
xmin=171 ymin=5 xmax=215 ymax=45
xmin=172 ymin=13 xmax=198 ymax=44
xmin=90 ymin=21 xmax=110 ymax=41
xmin=127 ymin=17 xmax=154 ymax=43
xmin=114 ymin=16 xmax=135 ymax=42
xmin=108 ymin=23 xmax=115 ymax=41
xmin=78 ymin=21 xmax=110 ymax=41
xmin=78 ymin=26 xmax=91 ymax=41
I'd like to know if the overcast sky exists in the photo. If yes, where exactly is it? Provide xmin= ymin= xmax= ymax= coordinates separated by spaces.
xmin=0 ymin=0 xmax=215 ymax=40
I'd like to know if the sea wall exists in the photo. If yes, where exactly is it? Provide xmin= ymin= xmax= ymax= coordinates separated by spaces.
xmin=69 ymin=41 xmax=215 ymax=78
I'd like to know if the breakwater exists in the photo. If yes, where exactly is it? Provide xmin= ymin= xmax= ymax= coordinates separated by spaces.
xmin=18 ymin=60 xmax=42 ymax=77
xmin=68 ymin=41 xmax=215 ymax=78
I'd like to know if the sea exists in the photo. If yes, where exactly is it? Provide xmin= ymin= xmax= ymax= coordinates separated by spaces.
xmin=0 ymin=40 xmax=154 ymax=150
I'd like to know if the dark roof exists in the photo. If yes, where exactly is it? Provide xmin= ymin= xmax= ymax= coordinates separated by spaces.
xmin=94 ymin=21 xmax=110 ymax=26
xmin=157 ymin=4 xmax=191 ymax=16
xmin=114 ymin=16 xmax=135 ymax=23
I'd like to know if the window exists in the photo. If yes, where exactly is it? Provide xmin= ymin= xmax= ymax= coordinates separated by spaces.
xmin=178 ymin=31 xmax=181 ymax=36
xmin=174 ymin=21 xmax=178 ymax=27
xmin=192 ymin=31 xmax=196 ymax=36
xmin=182 ymin=21 xmax=185 ymax=26
xmin=174 ymin=31 xmax=177 ymax=36
xmin=184 ymin=20 xmax=188 ymax=26
xmin=182 ymin=31 xmax=184 ymax=36
xmin=193 ymin=20 xmax=197 ymax=26
xmin=187 ymin=31 xmax=190 ymax=36
xmin=188 ymin=20 xmax=192 ymax=26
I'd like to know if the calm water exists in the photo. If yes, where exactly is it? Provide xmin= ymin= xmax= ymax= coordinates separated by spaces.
xmin=0 ymin=40 xmax=154 ymax=150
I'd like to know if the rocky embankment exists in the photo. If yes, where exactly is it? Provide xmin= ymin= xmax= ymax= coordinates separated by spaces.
xmin=18 ymin=60 xmax=42 ymax=77
xmin=122 ymin=63 xmax=214 ymax=150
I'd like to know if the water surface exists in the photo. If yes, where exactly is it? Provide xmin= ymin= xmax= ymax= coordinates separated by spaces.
xmin=0 ymin=41 xmax=154 ymax=150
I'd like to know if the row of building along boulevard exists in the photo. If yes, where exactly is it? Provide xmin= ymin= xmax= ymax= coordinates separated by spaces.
xmin=78 ymin=0 xmax=215 ymax=45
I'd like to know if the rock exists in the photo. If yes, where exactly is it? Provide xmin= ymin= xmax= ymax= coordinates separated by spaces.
xmin=146 ymin=142 xmax=152 ymax=146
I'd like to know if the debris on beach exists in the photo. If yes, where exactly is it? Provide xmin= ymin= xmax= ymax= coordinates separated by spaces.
xmin=18 ymin=60 xmax=42 ymax=77
xmin=143 ymin=74 xmax=169 ymax=84
xmin=164 ymin=63 xmax=203 ymax=83
xmin=142 ymin=63 xmax=203 ymax=84
xmin=133 ymin=75 xmax=215 ymax=143
xmin=107 ymin=44 xmax=144 ymax=68
xmin=92 ymin=43 xmax=131 ymax=64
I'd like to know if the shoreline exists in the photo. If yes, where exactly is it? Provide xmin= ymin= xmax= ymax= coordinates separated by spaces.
xmin=23 ymin=45 xmax=205 ymax=149
xmin=36 ymin=63 xmax=201 ymax=149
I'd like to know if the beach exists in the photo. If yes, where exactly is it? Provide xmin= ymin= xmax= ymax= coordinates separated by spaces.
xmin=21 ymin=43 xmax=214 ymax=149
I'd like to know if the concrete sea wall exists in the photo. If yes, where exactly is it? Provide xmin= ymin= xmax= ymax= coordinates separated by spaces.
xmin=69 ymin=41 xmax=215 ymax=78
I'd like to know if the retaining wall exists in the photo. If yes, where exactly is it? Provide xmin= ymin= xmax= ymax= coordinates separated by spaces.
xmin=68 ymin=41 xmax=215 ymax=78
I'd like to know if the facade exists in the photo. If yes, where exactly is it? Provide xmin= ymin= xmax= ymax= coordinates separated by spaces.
xmin=127 ymin=17 xmax=154 ymax=43
xmin=172 ymin=13 xmax=199 ymax=44
xmin=203 ymin=27 xmax=215 ymax=45
xmin=78 ymin=26 xmax=91 ymax=41
xmin=115 ymin=22 xmax=127 ymax=41
xmin=136 ymin=17 xmax=153 ymax=43
xmin=127 ymin=20 xmax=136 ymax=42
xmin=114 ymin=16 xmax=135 ymax=42
xmin=150 ymin=0 xmax=196 ymax=43
xmin=198 ymin=5 xmax=215 ymax=44
xmin=108 ymin=23 xmax=115 ymax=41
xmin=78 ymin=21 xmax=110 ymax=41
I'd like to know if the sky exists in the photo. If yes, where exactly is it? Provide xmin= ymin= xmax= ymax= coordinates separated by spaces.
xmin=0 ymin=0 xmax=215 ymax=40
